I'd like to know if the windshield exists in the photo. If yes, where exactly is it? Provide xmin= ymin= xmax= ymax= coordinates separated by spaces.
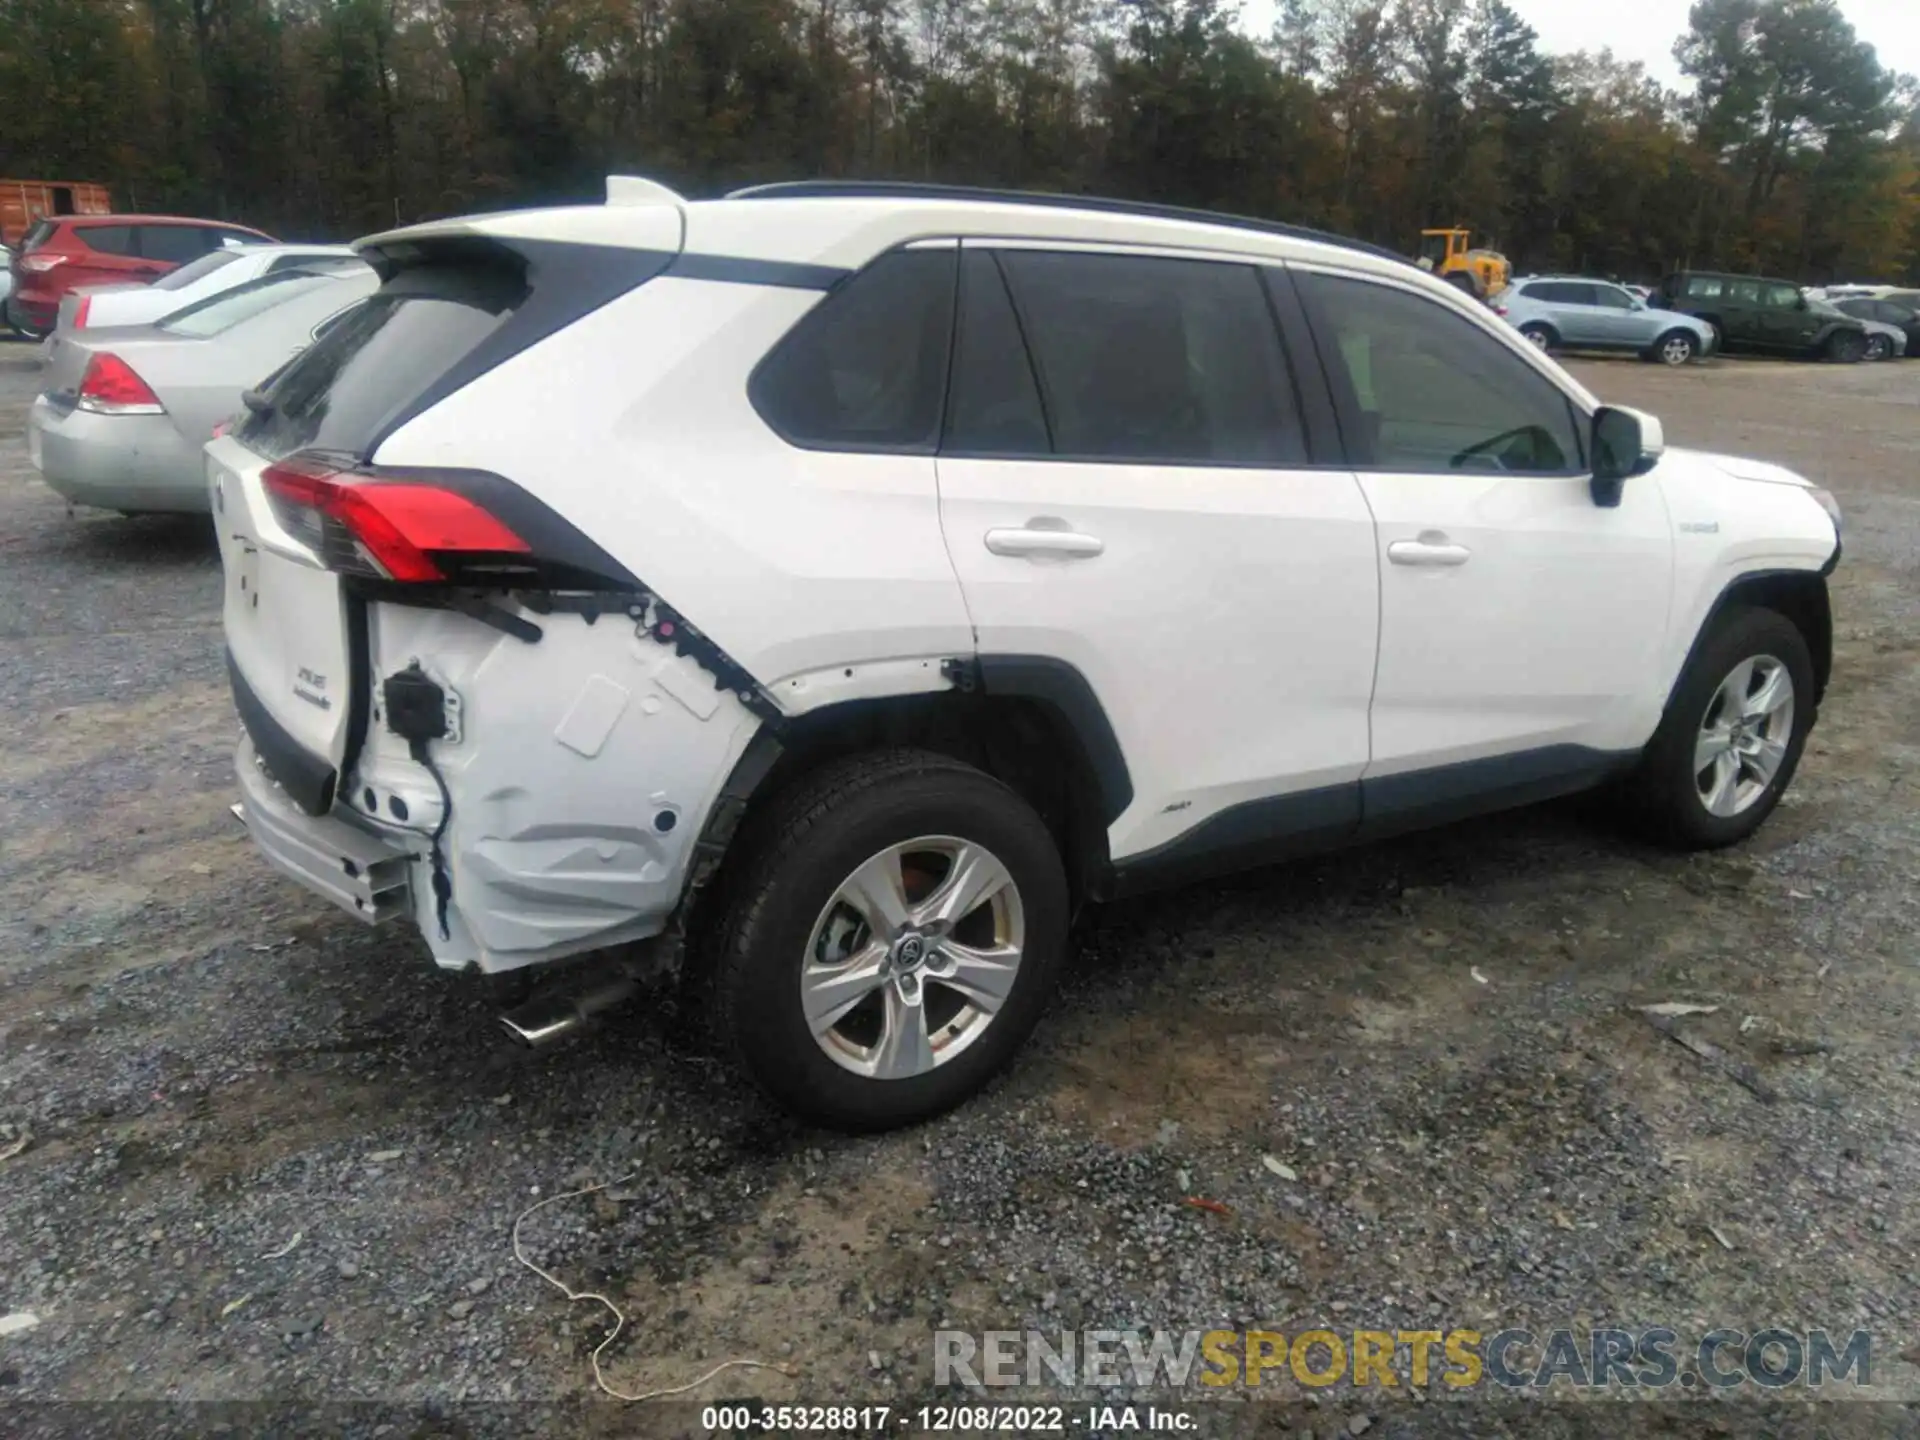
xmin=159 ymin=272 xmax=338 ymax=338
xmin=155 ymin=250 xmax=243 ymax=292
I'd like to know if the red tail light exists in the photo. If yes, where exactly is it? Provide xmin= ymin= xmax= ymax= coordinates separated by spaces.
xmin=76 ymin=353 xmax=164 ymax=415
xmin=262 ymin=456 xmax=531 ymax=583
xmin=73 ymin=296 xmax=92 ymax=328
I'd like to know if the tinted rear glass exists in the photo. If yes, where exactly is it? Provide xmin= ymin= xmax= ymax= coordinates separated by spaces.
xmin=238 ymin=260 xmax=526 ymax=461
xmin=160 ymin=273 xmax=336 ymax=338
xmin=79 ymin=225 xmax=137 ymax=257
xmin=154 ymin=249 xmax=242 ymax=291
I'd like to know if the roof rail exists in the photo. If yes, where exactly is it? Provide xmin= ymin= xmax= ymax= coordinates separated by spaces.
xmin=724 ymin=180 xmax=1409 ymax=267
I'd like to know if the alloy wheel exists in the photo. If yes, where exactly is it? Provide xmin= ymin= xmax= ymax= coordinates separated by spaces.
xmin=1661 ymin=335 xmax=1694 ymax=366
xmin=801 ymin=836 xmax=1025 ymax=1080
xmin=1694 ymin=655 xmax=1795 ymax=818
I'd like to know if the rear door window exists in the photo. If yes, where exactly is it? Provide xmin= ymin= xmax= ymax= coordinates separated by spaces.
xmin=1685 ymin=276 xmax=1724 ymax=299
xmin=943 ymin=251 xmax=1049 ymax=456
xmin=139 ymin=225 xmax=211 ymax=264
xmin=995 ymin=249 xmax=1304 ymax=465
xmin=750 ymin=249 xmax=958 ymax=452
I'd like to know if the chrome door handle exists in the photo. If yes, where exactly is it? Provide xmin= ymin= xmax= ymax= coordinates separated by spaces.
xmin=984 ymin=525 xmax=1104 ymax=559
xmin=1387 ymin=537 xmax=1471 ymax=567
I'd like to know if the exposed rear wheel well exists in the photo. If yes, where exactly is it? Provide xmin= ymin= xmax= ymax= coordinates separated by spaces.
xmin=715 ymin=693 xmax=1113 ymax=913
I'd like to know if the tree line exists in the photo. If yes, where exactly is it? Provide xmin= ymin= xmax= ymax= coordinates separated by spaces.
xmin=2 ymin=0 xmax=1916 ymax=283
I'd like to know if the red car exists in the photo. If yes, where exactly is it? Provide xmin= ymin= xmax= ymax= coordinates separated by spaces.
xmin=7 ymin=213 xmax=275 ymax=339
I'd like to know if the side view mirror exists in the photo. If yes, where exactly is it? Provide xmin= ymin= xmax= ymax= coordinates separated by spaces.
xmin=1591 ymin=405 xmax=1664 ymax=507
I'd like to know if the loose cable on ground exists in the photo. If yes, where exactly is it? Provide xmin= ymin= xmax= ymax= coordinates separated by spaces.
xmin=512 ymin=1171 xmax=800 ymax=1401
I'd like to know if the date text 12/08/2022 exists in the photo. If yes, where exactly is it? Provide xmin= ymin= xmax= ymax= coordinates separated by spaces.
xmin=700 ymin=1404 xmax=1196 ymax=1432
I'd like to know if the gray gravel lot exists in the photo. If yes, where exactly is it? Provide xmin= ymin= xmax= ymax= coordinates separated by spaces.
xmin=0 ymin=347 xmax=1916 ymax=1438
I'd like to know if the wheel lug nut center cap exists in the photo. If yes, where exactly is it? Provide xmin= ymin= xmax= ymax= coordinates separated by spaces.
xmin=892 ymin=934 xmax=928 ymax=971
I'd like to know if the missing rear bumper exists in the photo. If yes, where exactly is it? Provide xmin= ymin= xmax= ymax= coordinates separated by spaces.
xmin=233 ymin=739 xmax=414 ymax=923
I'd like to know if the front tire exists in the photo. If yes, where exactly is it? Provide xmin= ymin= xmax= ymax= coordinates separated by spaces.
xmin=1620 ymin=607 xmax=1814 ymax=850
xmin=702 ymin=750 xmax=1069 ymax=1131
xmin=1649 ymin=329 xmax=1698 ymax=366
xmin=1864 ymin=333 xmax=1891 ymax=361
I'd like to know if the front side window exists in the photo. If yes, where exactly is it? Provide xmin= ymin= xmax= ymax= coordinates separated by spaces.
xmin=139 ymin=225 xmax=211 ymax=263
xmin=1297 ymin=272 xmax=1583 ymax=476
xmin=1730 ymin=281 xmax=1762 ymax=305
xmin=994 ymin=249 xmax=1304 ymax=465
xmin=1592 ymin=285 xmax=1636 ymax=310
xmin=750 ymin=249 xmax=957 ymax=453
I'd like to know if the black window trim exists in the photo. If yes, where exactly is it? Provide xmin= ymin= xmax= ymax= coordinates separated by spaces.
xmin=1286 ymin=261 xmax=1595 ymax=478
xmin=939 ymin=237 xmax=1330 ymax=471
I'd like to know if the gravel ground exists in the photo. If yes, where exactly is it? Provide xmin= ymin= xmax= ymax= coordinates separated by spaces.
xmin=0 ymin=344 xmax=1916 ymax=1439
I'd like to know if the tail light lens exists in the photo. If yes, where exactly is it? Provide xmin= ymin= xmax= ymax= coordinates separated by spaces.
xmin=76 ymin=353 xmax=165 ymax=415
xmin=73 ymin=296 xmax=92 ymax=328
xmin=262 ymin=455 xmax=533 ymax=584
xmin=20 ymin=253 xmax=67 ymax=272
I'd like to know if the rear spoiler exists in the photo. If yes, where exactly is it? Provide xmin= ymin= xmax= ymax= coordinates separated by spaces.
xmin=353 ymin=175 xmax=688 ymax=272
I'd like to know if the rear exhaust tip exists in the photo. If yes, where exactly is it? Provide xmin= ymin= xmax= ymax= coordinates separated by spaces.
xmin=498 ymin=973 xmax=639 ymax=1049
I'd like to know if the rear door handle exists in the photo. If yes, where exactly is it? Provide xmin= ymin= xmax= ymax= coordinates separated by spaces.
xmin=984 ymin=525 xmax=1104 ymax=559
xmin=1387 ymin=536 xmax=1471 ymax=567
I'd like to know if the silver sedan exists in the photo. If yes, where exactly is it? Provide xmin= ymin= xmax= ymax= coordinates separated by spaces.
xmin=29 ymin=262 xmax=376 ymax=515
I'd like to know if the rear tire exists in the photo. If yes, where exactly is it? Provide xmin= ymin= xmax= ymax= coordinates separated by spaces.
xmin=701 ymin=749 xmax=1070 ymax=1131
xmin=1863 ymin=334 xmax=1891 ymax=361
xmin=1825 ymin=330 xmax=1867 ymax=364
xmin=1518 ymin=322 xmax=1556 ymax=353
xmin=1618 ymin=607 xmax=1814 ymax=850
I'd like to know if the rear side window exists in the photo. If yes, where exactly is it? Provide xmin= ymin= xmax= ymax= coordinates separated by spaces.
xmin=140 ymin=225 xmax=211 ymax=263
xmin=154 ymin=250 xmax=242 ymax=291
xmin=1526 ymin=281 xmax=1587 ymax=304
xmin=751 ymin=250 xmax=958 ymax=453
xmin=78 ymin=225 xmax=136 ymax=257
xmin=160 ymin=273 xmax=336 ymax=338
xmin=239 ymin=259 xmax=527 ymax=461
xmin=996 ymin=250 xmax=1304 ymax=465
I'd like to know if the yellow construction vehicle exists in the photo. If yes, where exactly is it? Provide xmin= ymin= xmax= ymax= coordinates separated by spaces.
xmin=1417 ymin=228 xmax=1511 ymax=302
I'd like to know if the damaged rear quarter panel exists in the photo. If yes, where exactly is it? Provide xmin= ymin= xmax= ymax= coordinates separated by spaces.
xmin=351 ymin=599 xmax=763 ymax=972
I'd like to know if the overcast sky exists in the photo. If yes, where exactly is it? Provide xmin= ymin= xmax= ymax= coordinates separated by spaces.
xmin=1239 ymin=0 xmax=1920 ymax=90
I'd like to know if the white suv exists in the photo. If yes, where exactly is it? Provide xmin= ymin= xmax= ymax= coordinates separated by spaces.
xmin=214 ymin=178 xmax=1842 ymax=1130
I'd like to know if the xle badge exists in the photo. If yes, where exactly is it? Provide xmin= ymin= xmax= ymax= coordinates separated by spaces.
xmin=294 ymin=668 xmax=331 ymax=711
